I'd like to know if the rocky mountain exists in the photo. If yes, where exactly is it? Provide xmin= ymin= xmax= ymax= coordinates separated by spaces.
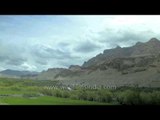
xmin=33 ymin=38 xmax=160 ymax=88
xmin=82 ymin=38 xmax=160 ymax=68
xmin=69 ymin=65 xmax=82 ymax=71
xmin=0 ymin=69 xmax=39 ymax=77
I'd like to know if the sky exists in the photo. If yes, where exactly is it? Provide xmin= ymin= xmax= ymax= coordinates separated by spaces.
xmin=1 ymin=15 xmax=160 ymax=72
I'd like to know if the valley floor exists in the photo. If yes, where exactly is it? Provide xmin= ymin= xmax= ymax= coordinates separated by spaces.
xmin=0 ymin=96 xmax=108 ymax=105
xmin=0 ymin=77 xmax=160 ymax=105
xmin=0 ymin=77 xmax=111 ymax=105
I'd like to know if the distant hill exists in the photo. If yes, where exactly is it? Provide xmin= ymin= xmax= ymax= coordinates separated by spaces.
xmin=35 ymin=68 xmax=67 ymax=80
xmin=0 ymin=69 xmax=39 ymax=77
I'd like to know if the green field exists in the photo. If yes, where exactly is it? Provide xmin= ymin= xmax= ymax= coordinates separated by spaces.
xmin=0 ymin=77 xmax=109 ymax=105
xmin=0 ymin=96 xmax=109 ymax=105
xmin=1 ymin=77 xmax=160 ymax=105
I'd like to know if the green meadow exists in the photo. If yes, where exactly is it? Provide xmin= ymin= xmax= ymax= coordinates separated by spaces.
xmin=0 ymin=96 xmax=108 ymax=105
xmin=1 ymin=77 xmax=160 ymax=105
xmin=0 ymin=77 xmax=108 ymax=105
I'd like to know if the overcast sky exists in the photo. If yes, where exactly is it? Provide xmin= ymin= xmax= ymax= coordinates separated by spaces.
xmin=1 ymin=15 xmax=160 ymax=72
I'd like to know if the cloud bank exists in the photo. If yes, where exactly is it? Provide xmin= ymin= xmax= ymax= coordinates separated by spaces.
xmin=0 ymin=15 xmax=160 ymax=71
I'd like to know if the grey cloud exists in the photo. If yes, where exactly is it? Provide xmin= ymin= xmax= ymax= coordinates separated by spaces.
xmin=6 ymin=58 xmax=26 ymax=66
xmin=0 ymin=53 xmax=26 ymax=66
xmin=58 ymin=61 xmax=72 ymax=68
xmin=36 ymin=60 xmax=48 ymax=65
xmin=58 ymin=58 xmax=83 ymax=68
xmin=0 ymin=55 xmax=9 ymax=62
xmin=57 ymin=42 xmax=70 ymax=47
xmin=0 ymin=40 xmax=28 ymax=70
xmin=97 ymin=29 xmax=157 ymax=48
xmin=30 ymin=44 xmax=83 ymax=68
xmin=74 ymin=41 xmax=101 ymax=53
xmin=32 ymin=45 xmax=80 ymax=60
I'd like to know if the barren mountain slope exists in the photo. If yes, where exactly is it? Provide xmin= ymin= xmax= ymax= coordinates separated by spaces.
xmin=34 ymin=38 xmax=160 ymax=88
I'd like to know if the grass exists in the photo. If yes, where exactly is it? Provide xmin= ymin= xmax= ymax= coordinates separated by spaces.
xmin=0 ymin=77 xmax=111 ymax=105
xmin=0 ymin=96 xmax=109 ymax=105
xmin=1 ymin=77 xmax=160 ymax=105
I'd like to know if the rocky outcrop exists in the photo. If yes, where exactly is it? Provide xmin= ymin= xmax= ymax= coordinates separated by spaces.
xmin=69 ymin=65 xmax=82 ymax=71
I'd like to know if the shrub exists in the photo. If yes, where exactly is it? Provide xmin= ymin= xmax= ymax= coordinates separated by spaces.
xmin=25 ymin=86 xmax=41 ymax=92
xmin=39 ymin=88 xmax=54 ymax=96
xmin=10 ymin=86 xmax=21 ymax=91
xmin=121 ymin=71 xmax=129 ymax=75
xmin=150 ymin=91 xmax=160 ymax=105
xmin=69 ymin=90 xmax=80 ymax=100
xmin=134 ymin=67 xmax=146 ymax=72
xmin=70 ymin=94 xmax=79 ymax=100
xmin=77 ymin=90 xmax=88 ymax=100
xmin=95 ymin=90 xmax=113 ymax=103
xmin=116 ymin=90 xmax=141 ymax=105
xmin=23 ymin=93 xmax=40 ymax=98
xmin=139 ymin=92 xmax=152 ymax=104
xmin=53 ymin=89 xmax=63 ymax=97
xmin=61 ymin=91 xmax=70 ymax=98
xmin=86 ymin=91 xmax=97 ymax=101
xmin=149 ymin=64 xmax=157 ymax=67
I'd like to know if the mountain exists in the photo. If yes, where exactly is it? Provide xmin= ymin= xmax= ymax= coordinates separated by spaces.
xmin=82 ymin=38 xmax=160 ymax=68
xmin=0 ymin=69 xmax=39 ymax=77
xmin=69 ymin=65 xmax=82 ymax=71
xmin=33 ymin=38 xmax=160 ymax=88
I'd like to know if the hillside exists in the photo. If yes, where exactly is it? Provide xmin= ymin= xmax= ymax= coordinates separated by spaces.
xmin=34 ymin=38 xmax=160 ymax=87
xmin=82 ymin=38 xmax=160 ymax=68
xmin=21 ymin=38 xmax=160 ymax=88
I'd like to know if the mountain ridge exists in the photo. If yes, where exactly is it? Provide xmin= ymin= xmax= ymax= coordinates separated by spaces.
xmin=82 ymin=38 xmax=160 ymax=68
xmin=31 ymin=37 xmax=160 ymax=88
xmin=2 ymin=38 xmax=160 ymax=88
